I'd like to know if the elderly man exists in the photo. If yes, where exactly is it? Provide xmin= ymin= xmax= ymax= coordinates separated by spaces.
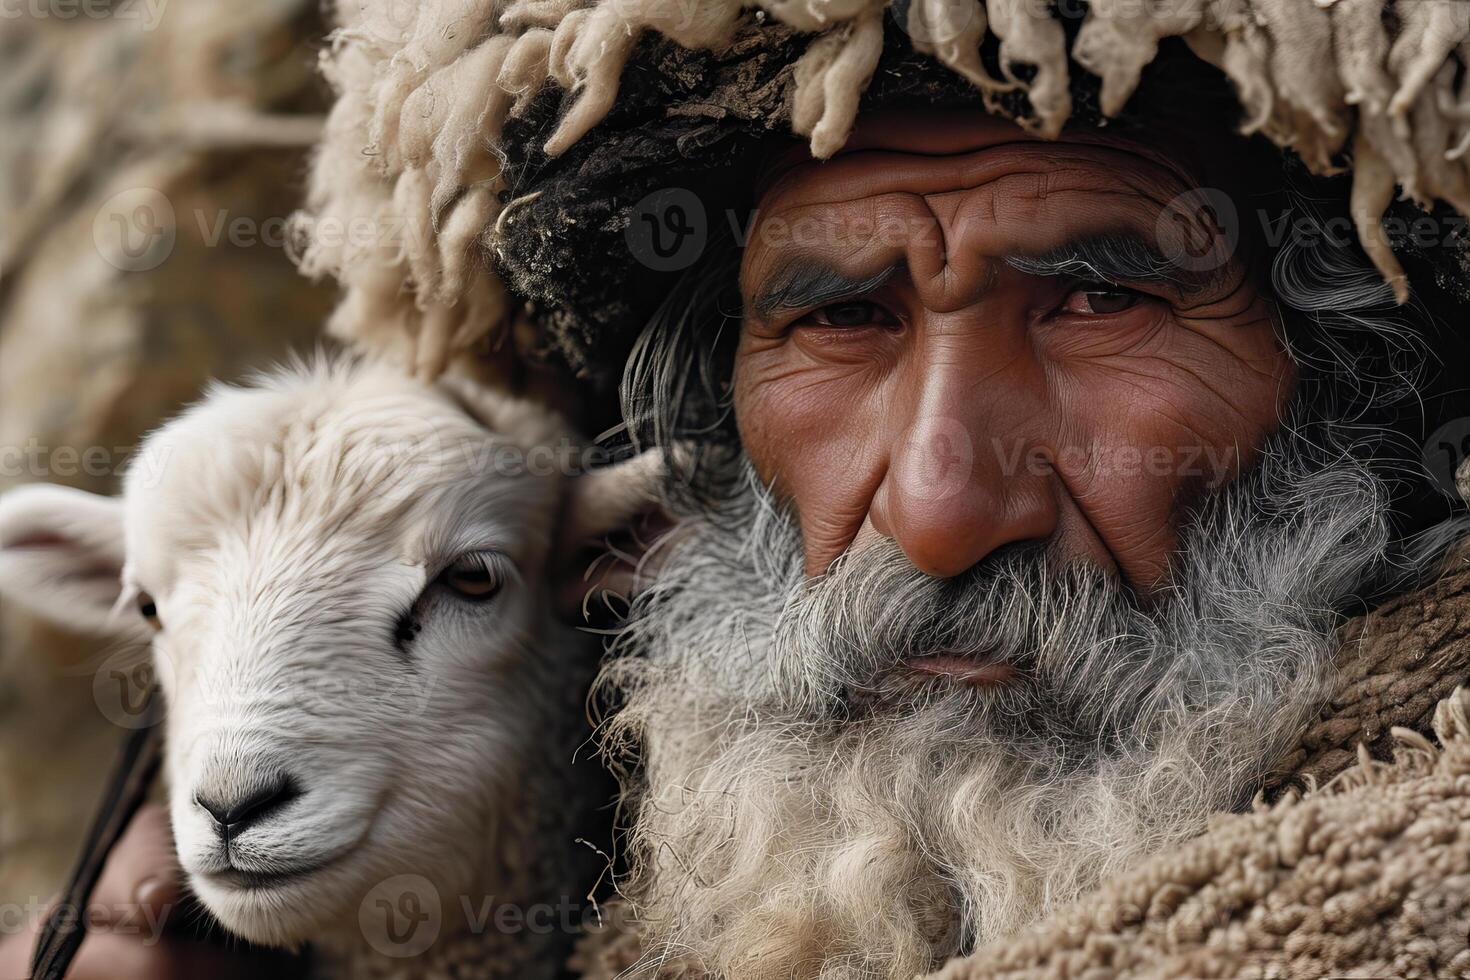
xmin=551 ymin=73 xmax=1469 ymax=980
xmin=11 ymin=1 xmax=1470 ymax=977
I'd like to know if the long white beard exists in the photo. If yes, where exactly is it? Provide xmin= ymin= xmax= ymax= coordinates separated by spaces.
xmin=600 ymin=423 xmax=1401 ymax=979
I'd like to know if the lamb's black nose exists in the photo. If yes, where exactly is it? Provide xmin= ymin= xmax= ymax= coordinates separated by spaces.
xmin=196 ymin=774 xmax=298 ymax=842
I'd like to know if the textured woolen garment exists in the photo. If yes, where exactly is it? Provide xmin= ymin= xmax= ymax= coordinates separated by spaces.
xmin=295 ymin=0 xmax=1470 ymax=382
xmin=930 ymin=701 xmax=1470 ymax=978
xmin=568 ymin=541 xmax=1470 ymax=979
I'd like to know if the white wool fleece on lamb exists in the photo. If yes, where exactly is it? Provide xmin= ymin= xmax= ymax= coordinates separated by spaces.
xmin=596 ymin=417 xmax=1400 ymax=979
xmin=0 ymin=355 xmax=684 ymax=977
xmin=296 ymin=0 xmax=1470 ymax=373
xmin=117 ymin=360 xmax=582 ymax=967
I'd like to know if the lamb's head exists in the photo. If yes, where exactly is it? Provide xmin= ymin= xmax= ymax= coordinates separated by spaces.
xmin=0 ymin=357 xmax=660 ymax=949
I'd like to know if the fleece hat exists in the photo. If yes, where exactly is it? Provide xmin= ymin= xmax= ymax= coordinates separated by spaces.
xmin=293 ymin=0 xmax=1470 ymax=381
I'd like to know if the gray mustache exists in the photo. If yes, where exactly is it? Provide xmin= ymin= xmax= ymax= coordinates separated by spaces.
xmin=770 ymin=541 xmax=1138 ymax=706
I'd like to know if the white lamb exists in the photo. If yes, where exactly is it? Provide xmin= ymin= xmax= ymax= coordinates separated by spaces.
xmin=0 ymin=355 xmax=659 ymax=978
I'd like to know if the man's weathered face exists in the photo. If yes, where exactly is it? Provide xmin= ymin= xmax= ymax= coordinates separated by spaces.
xmin=611 ymin=111 xmax=1417 ymax=979
xmin=735 ymin=111 xmax=1292 ymax=585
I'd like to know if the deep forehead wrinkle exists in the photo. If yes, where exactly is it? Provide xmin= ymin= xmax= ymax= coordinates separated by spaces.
xmin=750 ymin=176 xmax=1226 ymax=263
xmin=758 ymin=141 xmax=1199 ymax=215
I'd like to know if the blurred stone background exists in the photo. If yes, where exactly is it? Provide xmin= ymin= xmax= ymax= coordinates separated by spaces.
xmin=0 ymin=0 xmax=332 ymax=904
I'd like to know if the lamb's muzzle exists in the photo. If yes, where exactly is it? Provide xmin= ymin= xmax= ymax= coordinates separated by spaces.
xmin=193 ymin=769 xmax=299 ymax=847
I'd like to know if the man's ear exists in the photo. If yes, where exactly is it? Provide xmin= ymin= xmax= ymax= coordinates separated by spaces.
xmin=555 ymin=450 xmax=676 ymax=620
xmin=0 ymin=484 xmax=137 ymax=639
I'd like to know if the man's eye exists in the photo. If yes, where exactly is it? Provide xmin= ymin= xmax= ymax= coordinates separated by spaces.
xmin=803 ymin=300 xmax=900 ymax=328
xmin=1061 ymin=285 xmax=1142 ymax=316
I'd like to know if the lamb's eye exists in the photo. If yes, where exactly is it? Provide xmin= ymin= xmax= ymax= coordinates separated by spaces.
xmin=438 ymin=553 xmax=505 ymax=602
xmin=137 ymin=591 xmax=162 ymax=631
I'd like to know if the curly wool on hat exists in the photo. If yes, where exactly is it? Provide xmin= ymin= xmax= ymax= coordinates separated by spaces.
xmin=292 ymin=0 xmax=1470 ymax=379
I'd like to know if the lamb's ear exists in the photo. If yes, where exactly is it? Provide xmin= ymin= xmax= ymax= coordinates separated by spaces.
xmin=561 ymin=449 xmax=668 ymax=547
xmin=555 ymin=450 xmax=676 ymax=619
xmin=0 ymin=484 xmax=135 ymax=638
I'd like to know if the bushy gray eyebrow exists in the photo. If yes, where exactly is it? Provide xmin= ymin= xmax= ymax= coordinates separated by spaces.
xmin=751 ymin=260 xmax=903 ymax=318
xmin=1003 ymin=234 xmax=1198 ymax=290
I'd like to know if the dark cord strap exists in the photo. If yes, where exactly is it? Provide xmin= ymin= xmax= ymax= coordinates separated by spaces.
xmin=28 ymin=687 xmax=163 ymax=980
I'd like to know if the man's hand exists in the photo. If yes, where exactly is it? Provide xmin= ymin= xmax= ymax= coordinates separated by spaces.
xmin=0 ymin=805 xmax=305 ymax=980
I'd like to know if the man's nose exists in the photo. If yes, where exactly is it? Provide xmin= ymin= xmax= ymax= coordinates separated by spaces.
xmin=871 ymin=407 xmax=1058 ymax=579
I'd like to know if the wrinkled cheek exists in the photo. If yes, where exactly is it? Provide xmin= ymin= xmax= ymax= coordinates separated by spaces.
xmin=734 ymin=356 xmax=891 ymax=572
xmin=1050 ymin=451 xmax=1206 ymax=588
xmin=1045 ymin=359 xmax=1289 ymax=587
